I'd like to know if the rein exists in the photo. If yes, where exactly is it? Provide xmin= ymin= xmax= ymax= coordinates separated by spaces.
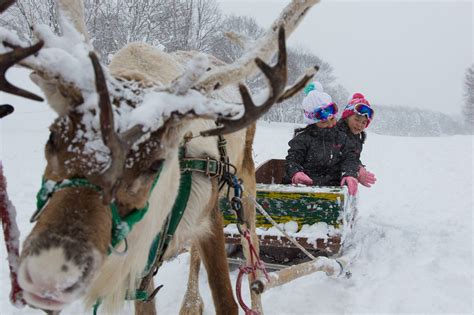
xmin=33 ymin=168 xmax=163 ymax=253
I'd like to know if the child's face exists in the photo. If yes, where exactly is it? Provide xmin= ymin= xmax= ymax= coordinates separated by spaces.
xmin=315 ymin=116 xmax=337 ymax=128
xmin=347 ymin=114 xmax=368 ymax=134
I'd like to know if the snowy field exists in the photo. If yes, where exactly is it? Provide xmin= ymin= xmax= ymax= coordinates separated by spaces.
xmin=0 ymin=68 xmax=473 ymax=314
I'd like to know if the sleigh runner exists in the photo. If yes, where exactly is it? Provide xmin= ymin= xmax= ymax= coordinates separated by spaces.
xmin=222 ymin=159 xmax=356 ymax=266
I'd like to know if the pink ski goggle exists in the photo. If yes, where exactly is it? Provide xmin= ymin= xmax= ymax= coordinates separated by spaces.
xmin=304 ymin=102 xmax=338 ymax=122
xmin=354 ymin=103 xmax=374 ymax=120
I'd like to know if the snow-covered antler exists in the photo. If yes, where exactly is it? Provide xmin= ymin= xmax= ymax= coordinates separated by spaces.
xmin=195 ymin=0 xmax=320 ymax=136
xmin=201 ymin=27 xmax=289 ymax=136
xmin=194 ymin=0 xmax=319 ymax=93
xmin=55 ymin=0 xmax=90 ymax=44
xmin=0 ymin=0 xmax=44 ymax=101
xmin=88 ymin=52 xmax=145 ymax=202
xmin=0 ymin=0 xmax=95 ymax=113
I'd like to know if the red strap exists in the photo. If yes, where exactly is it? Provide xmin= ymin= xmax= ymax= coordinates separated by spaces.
xmin=236 ymin=266 xmax=259 ymax=315
xmin=0 ymin=163 xmax=25 ymax=307
xmin=235 ymin=229 xmax=270 ymax=315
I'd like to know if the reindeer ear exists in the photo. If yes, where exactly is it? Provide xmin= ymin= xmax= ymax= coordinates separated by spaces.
xmin=30 ymin=72 xmax=82 ymax=116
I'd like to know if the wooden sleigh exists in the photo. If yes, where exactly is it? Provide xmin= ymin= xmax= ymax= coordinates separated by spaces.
xmin=222 ymin=159 xmax=355 ymax=268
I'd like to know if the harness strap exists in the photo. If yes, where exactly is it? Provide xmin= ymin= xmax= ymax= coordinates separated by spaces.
xmin=34 ymin=178 xmax=102 ymax=220
xmin=217 ymin=135 xmax=228 ymax=158
xmin=180 ymin=157 xmax=223 ymax=177
xmin=134 ymin=169 xmax=193 ymax=301
xmin=34 ymin=165 xmax=163 ymax=252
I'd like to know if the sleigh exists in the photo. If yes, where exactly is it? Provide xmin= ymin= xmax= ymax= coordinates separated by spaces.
xmin=222 ymin=159 xmax=356 ymax=267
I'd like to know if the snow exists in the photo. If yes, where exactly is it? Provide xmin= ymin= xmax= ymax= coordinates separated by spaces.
xmin=0 ymin=69 xmax=473 ymax=314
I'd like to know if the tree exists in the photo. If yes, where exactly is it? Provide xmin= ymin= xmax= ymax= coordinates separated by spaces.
xmin=0 ymin=0 xmax=59 ymax=41
xmin=462 ymin=64 xmax=474 ymax=132
xmin=83 ymin=0 xmax=224 ymax=59
xmin=368 ymin=105 xmax=463 ymax=136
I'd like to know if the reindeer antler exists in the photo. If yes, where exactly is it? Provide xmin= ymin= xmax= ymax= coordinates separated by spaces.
xmin=194 ymin=0 xmax=319 ymax=93
xmin=0 ymin=104 xmax=14 ymax=118
xmin=0 ymin=41 xmax=44 ymax=101
xmin=200 ymin=27 xmax=319 ymax=137
xmin=201 ymin=27 xmax=288 ymax=137
xmin=89 ymin=52 xmax=146 ymax=202
xmin=0 ymin=0 xmax=44 ymax=101
xmin=0 ymin=0 xmax=14 ymax=13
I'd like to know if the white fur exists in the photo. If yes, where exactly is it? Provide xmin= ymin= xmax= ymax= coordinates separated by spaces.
xmin=84 ymin=154 xmax=181 ymax=312
xmin=19 ymin=246 xmax=102 ymax=311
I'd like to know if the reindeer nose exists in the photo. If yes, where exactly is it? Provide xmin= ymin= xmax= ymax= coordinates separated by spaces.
xmin=18 ymin=240 xmax=102 ymax=311
xmin=23 ymin=247 xmax=84 ymax=289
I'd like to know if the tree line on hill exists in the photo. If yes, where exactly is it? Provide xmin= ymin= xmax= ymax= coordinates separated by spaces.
xmin=2 ymin=0 xmax=470 ymax=136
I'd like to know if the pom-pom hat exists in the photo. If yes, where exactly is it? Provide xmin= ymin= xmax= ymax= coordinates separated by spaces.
xmin=302 ymin=82 xmax=335 ymax=124
xmin=341 ymin=93 xmax=374 ymax=127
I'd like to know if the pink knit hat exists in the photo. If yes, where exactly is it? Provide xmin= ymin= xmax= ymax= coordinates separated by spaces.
xmin=341 ymin=93 xmax=373 ymax=127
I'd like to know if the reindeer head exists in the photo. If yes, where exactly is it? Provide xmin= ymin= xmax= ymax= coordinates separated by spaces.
xmin=0 ymin=0 xmax=318 ymax=311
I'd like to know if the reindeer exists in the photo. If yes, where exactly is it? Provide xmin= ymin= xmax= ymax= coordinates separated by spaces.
xmin=0 ymin=0 xmax=319 ymax=313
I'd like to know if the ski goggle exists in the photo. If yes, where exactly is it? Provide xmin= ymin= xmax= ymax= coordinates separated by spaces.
xmin=354 ymin=103 xmax=374 ymax=120
xmin=304 ymin=103 xmax=338 ymax=122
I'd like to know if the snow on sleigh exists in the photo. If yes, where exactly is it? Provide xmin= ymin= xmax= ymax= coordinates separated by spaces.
xmin=221 ymin=159 xmax=357 ymax=269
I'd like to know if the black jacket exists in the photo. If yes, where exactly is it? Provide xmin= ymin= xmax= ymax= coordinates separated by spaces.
xmin=336 ymin=120 xmax=366 ymax=167
xmin=284 ymin=124 xmax=359 ymax=186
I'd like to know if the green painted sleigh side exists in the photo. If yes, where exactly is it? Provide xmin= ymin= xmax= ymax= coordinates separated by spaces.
xmin=222 ymin=159 xmax=351 ymax=258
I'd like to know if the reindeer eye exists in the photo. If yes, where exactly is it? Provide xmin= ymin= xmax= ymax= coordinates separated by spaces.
xmin=47 ymin=131 xmax=58 ymax=149
xmin=148 ymin=160 xmax=164 ymax=173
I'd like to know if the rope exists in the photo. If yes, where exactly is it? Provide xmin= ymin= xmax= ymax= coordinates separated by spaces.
xmin=0 ymin=163 xmax=26 ymax=307
xmin=236 ymin=266 xmax=260 ymax=315
xmin=235 ymin=229 xmax=269 ymax=315
xmin=243 ymin=191 xmax=317 ymax=261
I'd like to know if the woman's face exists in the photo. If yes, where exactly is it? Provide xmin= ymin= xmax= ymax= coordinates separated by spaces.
xmin=347 ymin=114 xmax=368 ymax=134
xmin=315 ymin=116 xmax=337 ymax=128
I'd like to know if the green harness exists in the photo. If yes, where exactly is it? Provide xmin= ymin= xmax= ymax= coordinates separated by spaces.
xmin=34 ymin=170 xmax=163 ymax=252
xmin=33 ymin=151 xmax=224 ymax=313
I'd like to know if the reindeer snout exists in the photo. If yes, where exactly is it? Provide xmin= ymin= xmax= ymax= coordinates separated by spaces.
xmin=18 ymin=236 xmax=102 ymax=311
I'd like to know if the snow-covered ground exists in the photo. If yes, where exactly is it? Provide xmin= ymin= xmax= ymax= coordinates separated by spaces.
xmin=0 ymin=68 xmax=472 ymax=314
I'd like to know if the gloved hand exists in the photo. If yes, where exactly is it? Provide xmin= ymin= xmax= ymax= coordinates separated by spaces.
xmin=341 ymin=176 xmax=358 ymax=196
xmin=358 ymin=166 xmax=376 ymax=187
xmin=292 ymin=172 xmax=313 ymax=186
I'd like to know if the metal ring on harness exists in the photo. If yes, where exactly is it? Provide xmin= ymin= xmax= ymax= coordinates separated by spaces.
xmin=30 ymin=199 xmax=49 ymax=222
xmin=108 ymin=237 xmax=128 ymax=256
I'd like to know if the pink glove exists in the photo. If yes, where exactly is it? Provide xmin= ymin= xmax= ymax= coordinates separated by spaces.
xmin=358 ymin=166 xmax=376 ymax=187
xmin=341 ymin=176 xmax=358 ymax=196
xmin=292 ymin=172 xmax=313 ymax=186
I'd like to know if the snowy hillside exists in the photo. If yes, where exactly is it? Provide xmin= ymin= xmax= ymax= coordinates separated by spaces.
xmin=0 ymin=68 xmax=472 ymax=314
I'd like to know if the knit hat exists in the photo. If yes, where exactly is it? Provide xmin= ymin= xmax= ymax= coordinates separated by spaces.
xmin=303 ymin=81 xmax=324 ymax=96
xmin=302 ymin=82 xmax=333 ymax=124
xmin=341 ymin=93 xmax=374 ymax=127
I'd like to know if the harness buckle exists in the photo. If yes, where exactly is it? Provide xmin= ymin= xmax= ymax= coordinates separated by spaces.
xmin=206 ymin=157 xmax=224 ymax=179
xmin=205 ymin=157 xmax=213 ymax=177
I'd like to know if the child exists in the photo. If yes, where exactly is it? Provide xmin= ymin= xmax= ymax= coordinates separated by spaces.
xmin=337 ymin=93 xmax=376 ymax=188
xmin=284 ymin=82 xmax=359 ymax=195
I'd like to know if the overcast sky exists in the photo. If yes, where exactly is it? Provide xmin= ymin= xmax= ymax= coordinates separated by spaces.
xmin=217 ymin=0 xmax=473 ymax=114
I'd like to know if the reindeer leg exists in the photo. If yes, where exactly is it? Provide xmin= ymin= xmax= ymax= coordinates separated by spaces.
xmin=179 ymin=245 xmax=204 ymax=315
xmin=240 ymin=123 xmax=264 ymax=314
xmin=135 ymin=279 xmax=156 ymax=315
xmin=197 ymin=184 xmax=238 ymax=315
